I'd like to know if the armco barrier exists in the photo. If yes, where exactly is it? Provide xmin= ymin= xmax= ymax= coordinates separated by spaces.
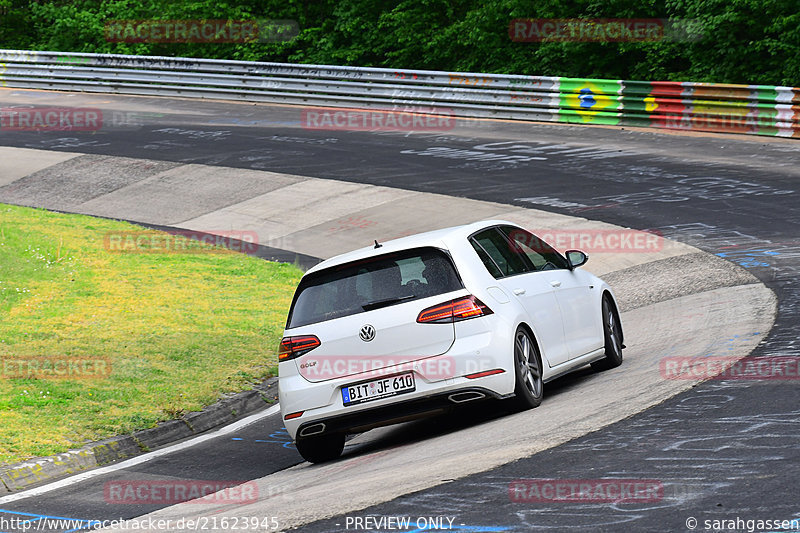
xmin=1 ymin=49 xmax=798 ymax=138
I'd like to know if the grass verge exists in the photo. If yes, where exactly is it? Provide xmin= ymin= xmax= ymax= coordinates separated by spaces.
xmin=0 ymin=203 xmax=303 ymax=464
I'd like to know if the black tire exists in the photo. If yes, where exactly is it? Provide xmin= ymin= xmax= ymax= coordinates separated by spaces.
xmin=511 ymin=327 xmax=544 ymax=409
xmin=295 ymin=433 xmax=345 ymax=463
xmin=591 ymin=296 xmax=623 ymax=371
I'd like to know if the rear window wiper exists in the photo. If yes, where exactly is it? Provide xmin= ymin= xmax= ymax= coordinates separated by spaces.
xmin=361 ymin=295 xmax=415 ymax=311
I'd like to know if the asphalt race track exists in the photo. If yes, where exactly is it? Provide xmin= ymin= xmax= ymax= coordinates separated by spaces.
xmin=1 ymin=90 xmax=799 ymax=532
xmin=0 ymin=405 xmax=300 ymax=531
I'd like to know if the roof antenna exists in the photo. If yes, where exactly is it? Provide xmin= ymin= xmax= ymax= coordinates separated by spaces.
xmin=374 ymin=240 xmax=382 ymax=249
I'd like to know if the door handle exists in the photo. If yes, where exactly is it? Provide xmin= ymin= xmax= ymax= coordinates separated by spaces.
xmin=513 ymin=288 xmax=526 ymax=295
xmin=550 ymin=280 xmax=561 ymax=288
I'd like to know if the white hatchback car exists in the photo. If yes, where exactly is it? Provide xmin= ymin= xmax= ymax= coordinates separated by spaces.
xmin=279 ymin=220 xmax=624 ymax=462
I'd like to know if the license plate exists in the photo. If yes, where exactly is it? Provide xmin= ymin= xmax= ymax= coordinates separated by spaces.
xmin=341 ymin=372 xmax=415 ymax=406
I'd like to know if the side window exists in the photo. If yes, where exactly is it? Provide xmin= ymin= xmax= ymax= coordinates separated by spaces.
xmin=470 ymin=228 xmax=530 ymax=278
xmin=470 ymin=240 xmax=503 ymax=278
xmin=502 ymin=226 xmax=570 ymax=271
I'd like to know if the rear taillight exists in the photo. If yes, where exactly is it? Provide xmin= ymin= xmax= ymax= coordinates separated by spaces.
xmin=279 ymin=335 xmax=321 ymax=362
xmin=417 ymin=295 xmax=493 ymax=324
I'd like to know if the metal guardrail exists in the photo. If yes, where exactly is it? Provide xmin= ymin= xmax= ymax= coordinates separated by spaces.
xmin=1 ymin=49 xmax=798 ymax=138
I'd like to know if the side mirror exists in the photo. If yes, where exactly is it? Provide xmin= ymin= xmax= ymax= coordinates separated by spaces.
xmin=566 ymin=250 xmax=588 ymax=269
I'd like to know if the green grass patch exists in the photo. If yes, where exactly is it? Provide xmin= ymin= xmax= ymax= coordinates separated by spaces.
xmin=0 ymin=203 xmax=303 ymax=464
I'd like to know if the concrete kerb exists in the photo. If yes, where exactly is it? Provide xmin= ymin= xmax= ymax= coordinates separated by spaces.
xmin=0 ymin=378 xmax=279 ymax=494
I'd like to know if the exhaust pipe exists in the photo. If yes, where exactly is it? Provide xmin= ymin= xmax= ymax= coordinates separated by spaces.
xmin=299 ymin=422 xmax=326 ymax=437
xmin=448 ymin=391 xmax=486 ymax=404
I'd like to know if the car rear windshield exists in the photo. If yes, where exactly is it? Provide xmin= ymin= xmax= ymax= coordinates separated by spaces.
xmin=287 ymin=247 xmax=463 ymax=328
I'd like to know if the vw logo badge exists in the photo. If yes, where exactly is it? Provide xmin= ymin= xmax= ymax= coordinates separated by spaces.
xmin=359 ymin=324 xmax=376 ymax=342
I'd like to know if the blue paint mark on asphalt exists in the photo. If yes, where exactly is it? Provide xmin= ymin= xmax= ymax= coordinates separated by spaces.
xmin=230 ymin=428 xmax=295 ymax=449
xmin=406 ymin=526 xmax=510 ymax=533
xmin=716 ymin=249 xmax=780 ymax=268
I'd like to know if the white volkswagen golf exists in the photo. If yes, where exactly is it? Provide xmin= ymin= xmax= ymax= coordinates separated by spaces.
xmin=279 ymin=220 xmax=624 ymax=462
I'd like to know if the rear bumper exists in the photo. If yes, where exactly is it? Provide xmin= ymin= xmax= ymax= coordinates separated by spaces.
xmin=295 ymin=386 xmax=505 ymax=438
xmin=279 ymin=313 xmax=516 ymax=440
xmin=280 ymin=366 xmax=514 ymax=440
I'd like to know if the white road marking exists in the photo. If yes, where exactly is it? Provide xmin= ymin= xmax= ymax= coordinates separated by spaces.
xmin=0 ymin=403 xmax=282 ymax=504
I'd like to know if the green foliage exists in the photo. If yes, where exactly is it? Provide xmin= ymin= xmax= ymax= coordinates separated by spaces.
xmin=0 ymin=0 xmax=797 ymax=85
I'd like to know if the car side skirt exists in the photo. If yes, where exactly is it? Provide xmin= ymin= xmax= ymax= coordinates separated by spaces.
xmin=543 ymin=347 xmax=607 ymax=384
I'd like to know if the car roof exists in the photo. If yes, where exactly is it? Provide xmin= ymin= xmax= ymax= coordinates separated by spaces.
xmin=305 ymin=219 xmax=519 ymax=275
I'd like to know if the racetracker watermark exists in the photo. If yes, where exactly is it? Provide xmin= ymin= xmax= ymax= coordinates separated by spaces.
xmin=660 ymin=113 xmax=789 ymax=132
xmin=509 ymin=228 xmax=663 ymax=253
xmin=103 ymin=230 xmax=259 ymax=255
xmin=509 ymin=18 xmax=703 ymax=42
xmin=103 ymin=480 xmax=259 ymax=505
xmin=104 ymin=111 xmax=164 ymax=130
xmin=298 ymin=355 xmax=500 ymax=381
xmin=509 ymin=479 xmax=664 ymax=503
xmin=104 ymin=19 xmax=298 ymax=43
xmin=1 ymin=356 xmax=111 ymax=380
xmin=0 ymin=516 xmax=280 ymax=532
xmin=0 ymin=107 xmax=102 ymax=131
xmin=301 ymin=107 xmax=455 ymax=132
xmin=660 ymin=356 xmax=800 ymax=381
